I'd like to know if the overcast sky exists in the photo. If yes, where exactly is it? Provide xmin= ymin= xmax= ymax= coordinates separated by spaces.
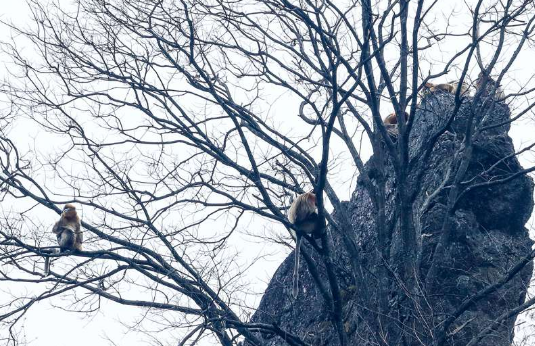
xmin=1 ymin=1 xmax=535 ymax=345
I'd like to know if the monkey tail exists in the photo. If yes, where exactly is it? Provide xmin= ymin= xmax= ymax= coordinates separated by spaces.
xmin=44 ymin=257 xmax=50 ymax=276
xmin=292 ymin=234 xmax=302 ymax=298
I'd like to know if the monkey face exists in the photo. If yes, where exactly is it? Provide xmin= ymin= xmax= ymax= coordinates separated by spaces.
xmin=62 ymin=204 xmax=77 ymax=218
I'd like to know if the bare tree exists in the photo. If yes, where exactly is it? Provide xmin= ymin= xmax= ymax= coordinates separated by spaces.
xmin=1 ymin=0 xmax=535 ymax=345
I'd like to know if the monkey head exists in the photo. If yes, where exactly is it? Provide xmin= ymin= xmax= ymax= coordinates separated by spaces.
xmin=384 ymin=111 xmax=410 ymax=125
xmin=305 ymin=192 xmax=317 ymax=208
xmin=384 ymin=113 xmax=398 ymax=125
xmin=62 ymin=204 xmax=78 ymax=219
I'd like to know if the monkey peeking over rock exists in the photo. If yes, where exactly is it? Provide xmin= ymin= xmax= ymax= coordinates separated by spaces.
xmin=421 ymin=81 xmax=470 ymax=97
xmin=383 ymin=111 xmax=410 ymax=137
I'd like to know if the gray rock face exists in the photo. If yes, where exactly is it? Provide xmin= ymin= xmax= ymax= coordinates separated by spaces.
xmin=247 ymin=93 xmax=533 ymax=346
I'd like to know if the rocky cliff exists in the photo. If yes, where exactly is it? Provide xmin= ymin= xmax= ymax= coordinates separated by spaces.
xmin=247 ymin=93 xmax=534 ymax=346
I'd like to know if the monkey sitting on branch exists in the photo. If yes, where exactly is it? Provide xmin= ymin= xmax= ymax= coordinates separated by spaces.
xmin=44 ymin=204 xmax=83 ymax=275
xmin=53 ymin=204 xmax=83 ymax=252
xmin=288 ymin=192 xmax=324 ymax=298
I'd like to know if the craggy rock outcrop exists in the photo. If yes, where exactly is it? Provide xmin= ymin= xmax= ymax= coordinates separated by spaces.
xmin=247 ymin=93 xmax=534 ymax=346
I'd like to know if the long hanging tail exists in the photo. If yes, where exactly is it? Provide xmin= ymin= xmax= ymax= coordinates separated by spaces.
xmin=292 ymin=234 xmax=302 ymax=298
xmin=44 ymin=256 xmax=50 ymax=276
xmin=44 ymin=248 xmax=59 ymax=275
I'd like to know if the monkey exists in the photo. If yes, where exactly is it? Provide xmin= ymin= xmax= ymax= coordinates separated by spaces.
xmin=422 ymin=81 xmax=470 ymax=97
xmin=475 ymin=71 xmax=505 ymax=101
xmin=44 ymin=204 xmax=82 ymax=275
xmin=421 ymin=82 xmax=455 ymax=96
xmin=383 ymin=113 xmax=398 ymax=126
xmin=449 ymin=81 xmax=470 ymax=96
xmin=53 ymin=204 xmax=83 ymax=251
xmin=429 ymin=82 xmax=455 ymax=93
xmin=383 ymin=111 xmax=410 ymax=137
xmin=289 ymin=192 xmax=319 ymax=233
xmin=288 ymin=192 xmax=322 ymax=298
xmin=383 ymin=111 xmax=410 ymax=125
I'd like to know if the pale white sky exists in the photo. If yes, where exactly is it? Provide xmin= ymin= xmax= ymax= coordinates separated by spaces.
xmin=1 ymin=1 xmax=535 ymax=345
xmin=0 ymin=4 xmax=152 ymax=346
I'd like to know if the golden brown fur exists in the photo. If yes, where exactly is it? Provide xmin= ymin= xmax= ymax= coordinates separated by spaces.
xmin=288 ymin=192 xmax=317 ymax=233
xmin=383 ymin=112 xmax=410 ymax=138
xmin=383 ymin=113 xmax=398 ymax=125
xmin=44 ymin=204 xmax=82 ymax=275
xmin=422 ymin=81 xmax=470 ymax=97
xmin=423 ymin=82 xmax=454 ymax=94
xmin=450 ymin=81 xmax=470 ymax=96
xmin=383 ymin=111 xmax=410 ymax=126
xmin=52 ymin=204 xmax=82 ymax=251
xmin=288 ymin=192 xmax=319 ymax=298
